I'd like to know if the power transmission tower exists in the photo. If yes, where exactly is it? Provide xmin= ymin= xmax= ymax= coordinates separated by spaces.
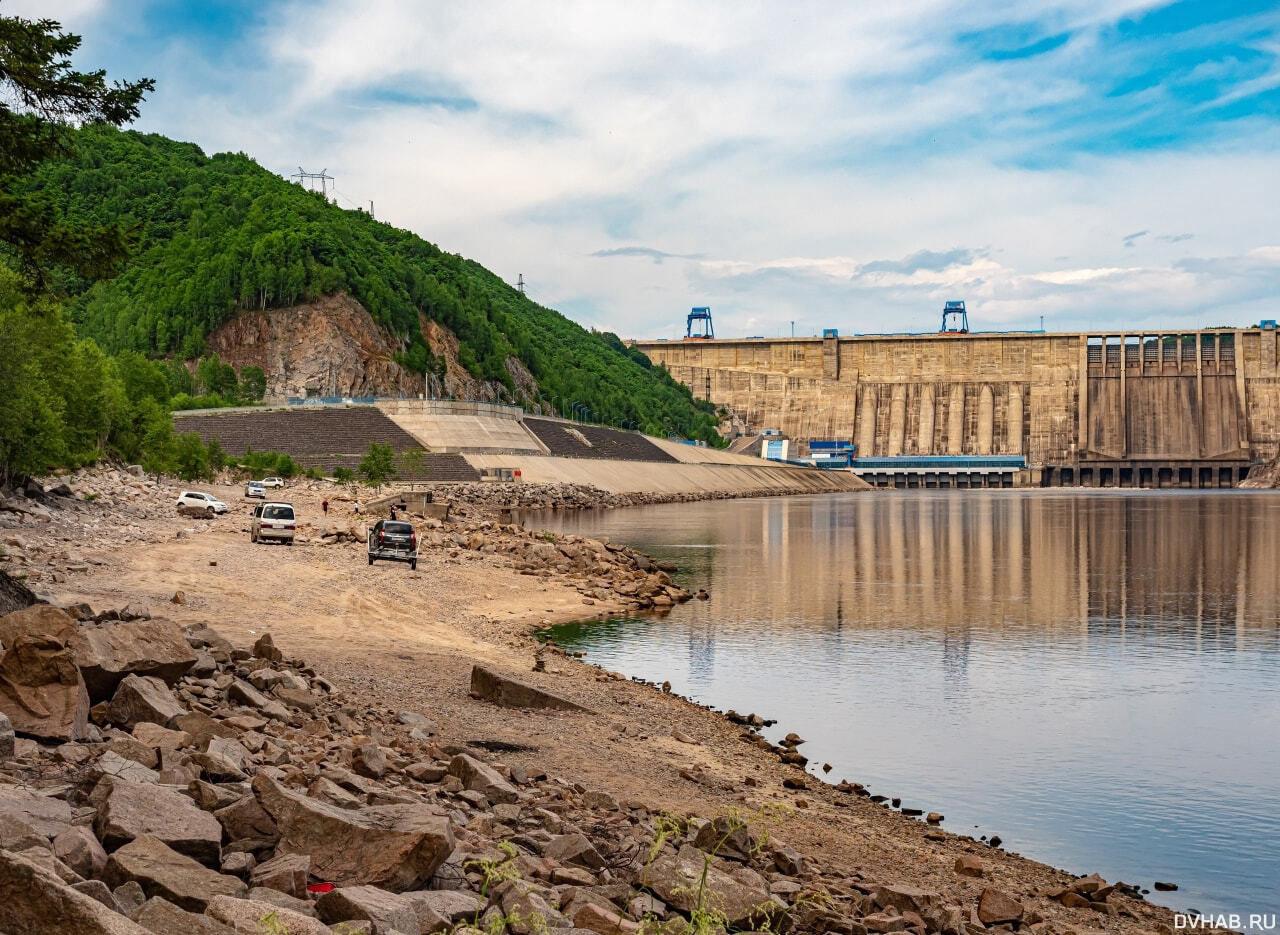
xmin=517 ymin=273 xmax=525 ymax=295
xmin=291 ymin=167 xmax=334 ymax=200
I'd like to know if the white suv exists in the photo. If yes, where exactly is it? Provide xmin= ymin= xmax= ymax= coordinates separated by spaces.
xmin=260 ymin=477 xmax=286 ymax=489
xmin=176 ymin=491 xmax=229 ymax=515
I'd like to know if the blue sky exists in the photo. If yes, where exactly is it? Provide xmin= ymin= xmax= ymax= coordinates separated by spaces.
xmin=15 ymin=0 xmax=1280 ymax=337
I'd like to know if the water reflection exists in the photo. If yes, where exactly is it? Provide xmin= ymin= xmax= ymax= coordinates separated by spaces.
xmin=535 ymin=491 xmax=1280 ymax=926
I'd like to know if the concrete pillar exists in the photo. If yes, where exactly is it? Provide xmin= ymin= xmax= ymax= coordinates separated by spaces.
xmin=858 ymin=386 xmax=877 ymax=457
xmin=822 ymin=334 xmax=840 ymax=380
xmin=1008 ymin=385 xmax=1024 ymax=454
xmin=1078 ymin=336 xmax=1089 ymax=459
xmin=1119 ymin=333 xmax=1128 ymax=459
xmin=1196 ymin=333 xmax=1205 ymax=458
xmin=887 ymin=385 xmax=907 ymax=456
xmin=977 ymin=385 xmax=995 ymax=454
xmin=947 ymin=384 xmax=965 ymax=454
xmin=1235 ymin=330 xmax=1249 ymax=454
xmin=918 ymin=385 xmax=936 ymax=454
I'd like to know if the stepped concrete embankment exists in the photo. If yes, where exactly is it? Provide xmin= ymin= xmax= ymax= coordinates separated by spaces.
xmin=375 ymin=400 xmax=549 ymax=454
xmin=175 ymin=401 xmax=868 ymax=497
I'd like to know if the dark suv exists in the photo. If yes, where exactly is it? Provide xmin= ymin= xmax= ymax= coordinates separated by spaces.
xmin=368 ymin=519 xmax=418 ymax=570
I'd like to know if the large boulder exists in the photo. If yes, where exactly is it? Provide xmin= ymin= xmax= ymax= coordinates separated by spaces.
xmin=108 ymin=674 xmax=184 ymax=729
xmin=213 ymin=794 xmax=279 ymax=846
xmin=252 ymin=773 xmax=455 ymax=891
xmin=92 ymin=749 xmax=160 ymax=785
xmin=0 ymin=848 xmax=151 ymax=934
xmin=544 ymin=832 xmax=605 ymax=870
xmin=205 ymin=894 xmax=331 ymax=935
xmin=402 ymin=889 xmax=482 ymax=926
xmin=0 ymin=783 xmax=75 ymax=838
xmin=448 ymin=753 xmax=518 ymax=804
xmin=226 ymin=679 xmax=289 ymax=721
xmin=0 ymin=812 xmax=47 ymax=853
xmin=71 ymin=618 xmax=197 ymax=702
xmin=53 ymin=824 xmax=109 ymax=879
xmin=469 ymin=665 xmax=585 ymax=711
xmin=977 ymin=887 xmax=1024 ymax=925
xmin=250 ymin=852 xmax=309 ymax=899
xmin=317 ymin=884 xmax=420 ymax=933
xmin=643 ymin=845 xmax=784 ymax=929
xmin=102 ymin=835 xmax=246 ymax=912
xmin=174 ymin=711 xmax=239 ymax=749
xmin=0 ymin=568 xmax=38 ymax=617
xmin=134 ymin=896 xmax=238 ymax=935
xmin=693 ymin=815 xmax=759 ymax=862
xmin=91 ymin=776 xmax=224 ymax=866
xmin=0 ymin=604 xmax=92 ymax=741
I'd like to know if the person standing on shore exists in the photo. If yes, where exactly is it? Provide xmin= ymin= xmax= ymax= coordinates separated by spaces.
xmin=322 ymin=499 xmax=329 ymax=517
xmin=354 ymin=500 xmax=361 ymax=516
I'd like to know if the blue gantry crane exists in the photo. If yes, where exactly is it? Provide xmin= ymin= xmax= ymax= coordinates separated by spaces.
xmin=940 ymin=300 xmax=969 ymax=334
xmin=685 ymin=306 xmax=714 ymax=340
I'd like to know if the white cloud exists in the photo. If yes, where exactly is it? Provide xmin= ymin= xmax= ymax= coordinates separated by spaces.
xmin=4 ymin=0 xmax=105 ymax=20
xmin=25 ymin=0 xmax=1280 ymax=339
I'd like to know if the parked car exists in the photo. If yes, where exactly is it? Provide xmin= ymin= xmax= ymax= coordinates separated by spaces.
xmin=250 ymin=502 xmax=296 ymax=544
xmin=176 ymin=491 xmax=228 ymax=515
xmin=244 ymin=481 xmax=266 ymax=499
xmin=260 ymin=477 xmax=286 ymax=489
xmin=368 ymin=519 xmax=418 ymax=570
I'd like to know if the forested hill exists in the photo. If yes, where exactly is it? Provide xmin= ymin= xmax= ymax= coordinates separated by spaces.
xmin=25 ymin=126 xmax=720 ymax=443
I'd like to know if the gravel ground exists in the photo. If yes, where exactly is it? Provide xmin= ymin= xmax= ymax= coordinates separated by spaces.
xmin=0 ymin=466 xmax=1199 ymax=935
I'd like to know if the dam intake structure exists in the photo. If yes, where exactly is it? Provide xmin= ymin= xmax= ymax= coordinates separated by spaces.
xmin=635 ymin=327 xmax=1280 ymax=488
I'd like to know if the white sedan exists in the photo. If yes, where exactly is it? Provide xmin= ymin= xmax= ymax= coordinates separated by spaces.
xmin=176 ymin=491 xmax=229 ymax=514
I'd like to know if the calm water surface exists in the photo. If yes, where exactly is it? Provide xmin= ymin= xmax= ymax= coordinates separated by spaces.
xmin=535 ymin=491 xmax=1280 ymax=924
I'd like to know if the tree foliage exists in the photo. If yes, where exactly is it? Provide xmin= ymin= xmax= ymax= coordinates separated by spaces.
xmin=0 ymin=12 xmax=171 ymax=484
xmin=22 ymin=126 xmax=722 ymax=443
xmin=358 ymin=442 xmax=397 ymax=488
xmin=0 ymin=13 xmax=153 ymax=293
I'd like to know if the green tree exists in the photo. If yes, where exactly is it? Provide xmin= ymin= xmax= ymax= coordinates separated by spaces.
xmin=206 ymin=437 xmax=226 ymax=473
xmin=237 ymin=365 xmax=266 ymax=402
xmin=194 ymin=354 xmax=238 ymax=396
xmin=397 ymin=446 xmax=426 ymax=479
xmin=171 ymin=432 xmax=209 ymax=480
xmin=0 ymin=290 xmax=72 ymax=482
xmin=164 ymin=358 xmax=193 ymax=396
xmin=358 ymin=442 xmax=397 ymax=488
xmin=0 ymin=13 xmax=153 ymax=293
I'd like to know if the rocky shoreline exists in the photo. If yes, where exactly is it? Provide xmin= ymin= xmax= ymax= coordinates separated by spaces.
xmin=0 ymin=467 xmax=1223 ymax=935
xmin=432 ymin=480 xmax=861 ymax=513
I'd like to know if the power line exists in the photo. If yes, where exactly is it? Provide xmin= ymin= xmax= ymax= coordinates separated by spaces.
xmin=292 ymin=167 xmax=334 ymax=199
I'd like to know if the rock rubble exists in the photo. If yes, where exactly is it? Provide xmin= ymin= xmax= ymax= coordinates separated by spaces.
xmin=0 ymin=595 xmax=1166 ymax=935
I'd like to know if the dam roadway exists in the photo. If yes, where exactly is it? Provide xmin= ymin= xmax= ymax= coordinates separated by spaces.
xmin=634 ymin=328 xmax=1280 ymax=487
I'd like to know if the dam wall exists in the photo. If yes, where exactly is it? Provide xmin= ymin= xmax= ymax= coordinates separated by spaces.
xmin=636 ymin=329 xmax=1280 ymax=487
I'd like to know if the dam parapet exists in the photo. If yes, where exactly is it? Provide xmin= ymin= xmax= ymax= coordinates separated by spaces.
xmin=634 ymin=328 xmax=1280 ymax=488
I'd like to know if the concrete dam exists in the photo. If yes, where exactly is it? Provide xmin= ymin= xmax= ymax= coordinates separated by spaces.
xmin=635 ymin=328 xmax=1280 ymax=488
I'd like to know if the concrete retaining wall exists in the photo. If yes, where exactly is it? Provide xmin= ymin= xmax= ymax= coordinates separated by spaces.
xmin=462 ymin=453 xmax=868 ymax=495
xmin=377 ymin=401 xmax=548 ymax=453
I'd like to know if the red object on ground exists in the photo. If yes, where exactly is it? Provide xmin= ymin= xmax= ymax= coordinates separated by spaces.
xmin=307 ymin=882 xmax=335 ymax=895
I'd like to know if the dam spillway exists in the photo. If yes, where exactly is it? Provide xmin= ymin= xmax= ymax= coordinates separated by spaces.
xmin=634 ymin=328 xmax=1280 ymax=487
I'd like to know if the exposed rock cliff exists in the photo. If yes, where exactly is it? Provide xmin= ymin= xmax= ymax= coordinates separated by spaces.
xmin=204 ymin=293 xmax=539 ymax=405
